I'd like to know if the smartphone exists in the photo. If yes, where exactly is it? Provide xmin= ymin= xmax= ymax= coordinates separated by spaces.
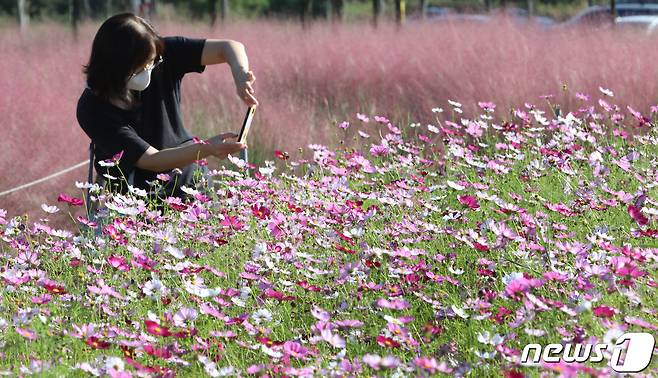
xmin=238 ymin=106 xmax=257 ymax=145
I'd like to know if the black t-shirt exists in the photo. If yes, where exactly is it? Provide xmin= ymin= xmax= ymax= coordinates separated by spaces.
xmin=76 ymin=35 xmax=207 ymax=198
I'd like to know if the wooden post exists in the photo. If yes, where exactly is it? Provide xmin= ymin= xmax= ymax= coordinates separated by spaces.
xmin=17 ymin=0 xmax=29 ymax=30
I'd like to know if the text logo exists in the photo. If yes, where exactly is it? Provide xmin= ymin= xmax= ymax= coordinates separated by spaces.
xmin=521 ymin=332 xmax=655 ymax=373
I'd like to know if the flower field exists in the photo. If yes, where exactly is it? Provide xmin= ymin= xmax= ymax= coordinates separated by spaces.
xmin=1 ymin=88 xmax=657 ymax=376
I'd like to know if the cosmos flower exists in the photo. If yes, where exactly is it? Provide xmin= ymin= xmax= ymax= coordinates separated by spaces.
xmin=144 ymin=320 xmax=171 ymax=337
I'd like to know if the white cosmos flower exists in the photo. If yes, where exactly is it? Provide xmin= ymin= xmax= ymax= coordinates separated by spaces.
xmin=41 ymin=204 xmax=60 ymax=214
xmin=98 ymin=160 xmax=115 ymax=167
xmin=142 ymin=277 xmax=168 ymax=299
xmin=598 ymin=86 xmax=614 ymax=97
xmin=165 ymin=245 xmax=185 ymax=259
xmin=251 ymin=309 xmax=273 ymax=324
xmin=427 ymin=124 xmax=440 ymax=134
xmin=448 ymin=100 xmax=462 ymax=107
xmin=446 ymin=180 xmax=465 ymax=191
xmin=105 ymin=356 xmax=124 ymax=372
xmin=259 ymin=166 xmax=275 ymax=176
xmin=180 ymin=186 xmax=199 ymax=196
xmin=227 ymin=154 xmax=247 ymax=169
xmin=128 ymin=185 xmax=147 ymax=197
xmin=198 ymin=355 xmax=220 ymax=377
xmin=431 ymin=107 xmax=443 ymax=113
xmin=75 ymin=181 xmax=93 ymax=189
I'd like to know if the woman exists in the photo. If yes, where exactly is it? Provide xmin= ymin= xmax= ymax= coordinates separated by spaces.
xmin=77 ymin=13 xmax=259 ymax=203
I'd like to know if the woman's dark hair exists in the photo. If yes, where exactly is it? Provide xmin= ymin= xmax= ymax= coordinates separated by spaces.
xmin=83 ymin=13 xmax=164 ymax=107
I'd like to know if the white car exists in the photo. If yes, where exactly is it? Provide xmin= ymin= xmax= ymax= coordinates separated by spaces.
xmin=615 ymin=15 xmax=658 ymax=34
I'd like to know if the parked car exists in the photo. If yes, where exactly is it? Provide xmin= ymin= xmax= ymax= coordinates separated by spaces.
xmin=563 ymin=3 xmax=658 ymax=27
xmin=615 ymin=14 xmax=658 ymax=32
xmin=420 ymin=6 xmax=555 ymax=27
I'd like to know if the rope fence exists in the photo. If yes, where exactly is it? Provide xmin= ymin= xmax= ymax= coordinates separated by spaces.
xmin=0 ymin=160 xmax=88 ymax=198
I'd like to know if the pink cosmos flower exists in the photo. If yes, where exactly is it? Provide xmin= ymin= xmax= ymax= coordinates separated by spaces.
xmin=85 ymin=336 xmax=110 ymax=349
xmin=478 ymin=101 xmax=496 ymax=112
xmin=593 ymin=305 xmax=616 ymax=318
xmin=57 ymin=193 xmax=84 ymax=207
xmin=283 ymin=340 xmax=309 ymax=359
xmin=320 ymin=329 xmax=345 ymax=348
xmin=376 ymin=298 xmax=411 ymax=310
xmin=414 ymin=356 xmax=452 ymax=374
xmin=505 ymin=276 xmax=542 ymax=300
xmin=16 ymin=327 xmax=38 ymax=340
xmin=466 ymin=122 xmax=484 ymax=138
xmin=262 ymin=288 xmax=295 ymax=301
xmin=376 ymin=335 xmax=400 ymax=348
xmin=144 ymin=320 xmax=171 ymax=337
xmin=107 ymin=255 xmax=130 ymax=271
xmin=628 ymin=205 xmax=649 ymax=226
xmin=458 ymin=195 xmax=480 ymax=210
xmin=369 ymin=144 xmax=390 ymax=157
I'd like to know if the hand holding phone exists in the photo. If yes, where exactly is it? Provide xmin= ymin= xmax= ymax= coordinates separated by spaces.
xmin=238 ymin=106 xmax=257 ymax=145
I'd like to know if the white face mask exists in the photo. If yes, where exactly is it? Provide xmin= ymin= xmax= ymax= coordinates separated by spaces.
xmin=126 ymin=67 xmax=152 ymax=91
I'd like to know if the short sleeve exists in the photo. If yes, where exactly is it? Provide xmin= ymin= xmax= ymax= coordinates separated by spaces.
xmin=163 ymin=36 xmax=207 ymax=77
xmin=78 ymin=111 xmax=151 ymax=179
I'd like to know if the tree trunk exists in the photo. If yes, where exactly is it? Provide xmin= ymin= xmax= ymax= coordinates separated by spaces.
xmin=105 ymin=0 xmax=113 ymax=18
xmin=419 ymin=0 xmax=427 ymax=20
xmin=484 ymin=0 xmax=490 ymax=12
xmin=301 ymin=0 xmax=312 ymax=30
xmin=220 ymin=0 xmax=228 ymax=22
xmin=394 ymin=0 xmax=406 ymax=27
xmin=611 ymin=0 xmax=616 ymax=24
xmin=70 ymin=0 xmax=81 ymax=39
xmin=527 ymin=0 xmax=534 ymax=17
xmin=17 ymin=0 xmax=29 ymax=30
xmin=331 ymin=0 xmax=343 ymax=22
xmin=209 ymin=0 xmax=217 ymax=27
xmin=372 ymin=0 xmax=383 ymax=28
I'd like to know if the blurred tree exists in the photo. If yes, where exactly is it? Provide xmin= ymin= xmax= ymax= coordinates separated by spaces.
xmin=300 ymin=0 xmax=311 ymax=27
xmin=419 ymin=0 xmax=427 ymax=19
xmin=17 ymin=0 xmax=29 ymax=29
xmin=394 ymin=0 xmax=405 ymax=25
xmin=372 ymin=0 xmax=383 ymax=27
xmin=70 ymin=0 xmax=80 ymax=38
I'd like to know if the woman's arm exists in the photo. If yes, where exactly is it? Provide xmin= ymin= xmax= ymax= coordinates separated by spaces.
xmin=135 ymin=134 xmax=246 ymax=172
xmin=200 ymin=40 xmax=258 ymax=106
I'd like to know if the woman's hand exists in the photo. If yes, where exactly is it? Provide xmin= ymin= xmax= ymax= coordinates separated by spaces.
xmin=205 ymin=133 xmax=246 ymax=160
xmin=233 ymin=69 xmax=259 ymax=107
xmin=205 ymin=132 xmax=239 ymax=145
